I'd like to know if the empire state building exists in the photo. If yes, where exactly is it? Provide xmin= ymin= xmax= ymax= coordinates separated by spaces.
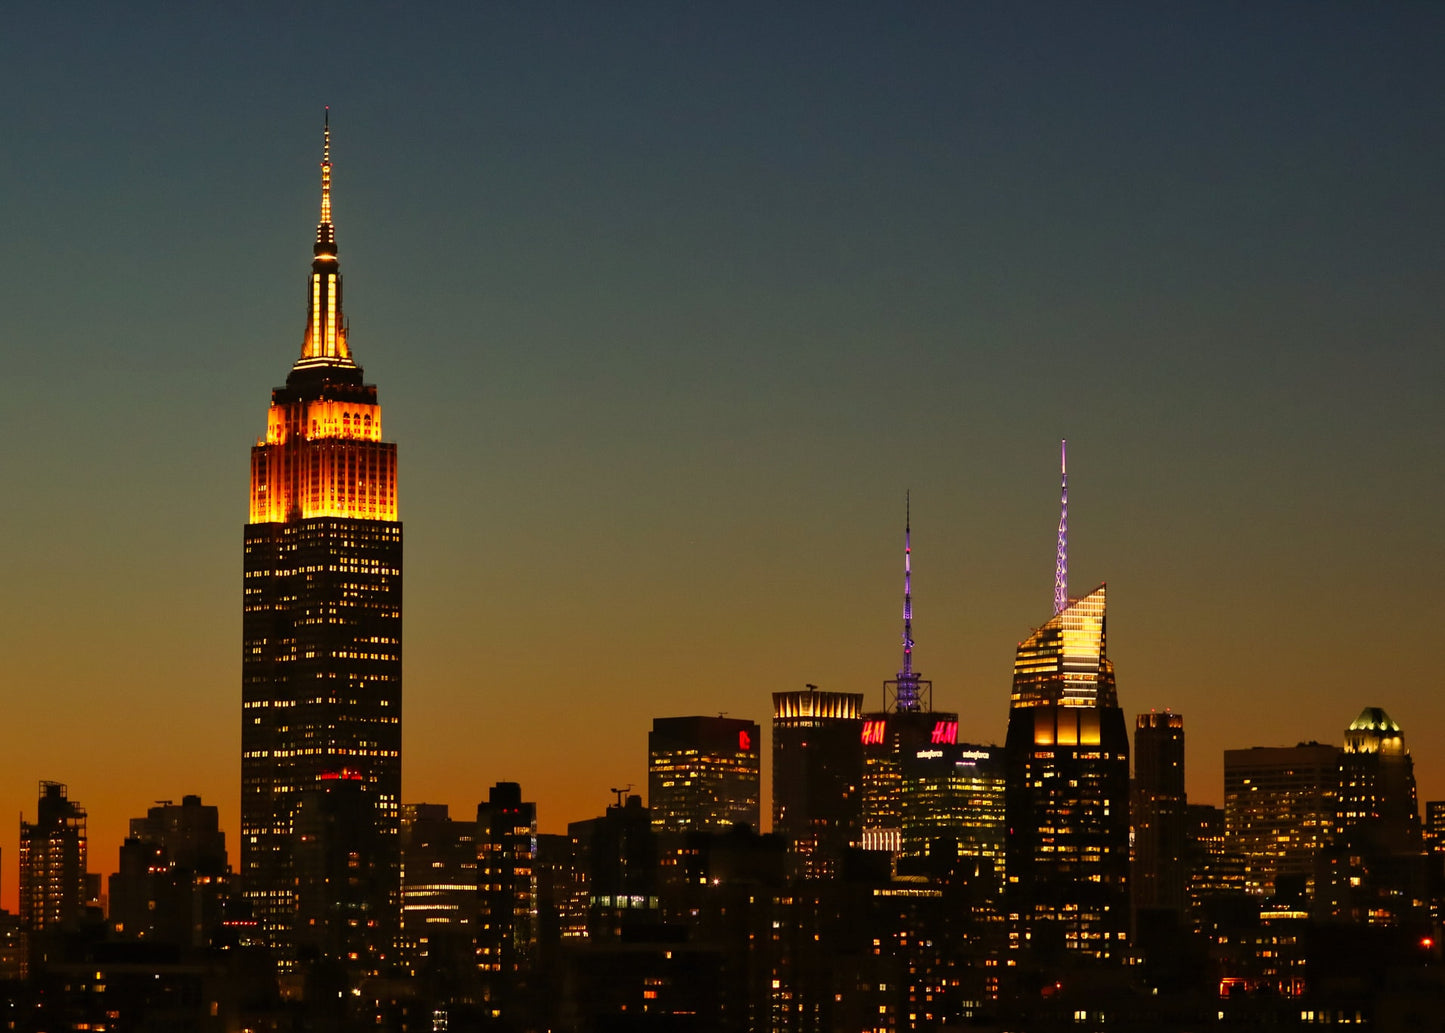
xmin=242 ymin=115 xmax=402 ymax=975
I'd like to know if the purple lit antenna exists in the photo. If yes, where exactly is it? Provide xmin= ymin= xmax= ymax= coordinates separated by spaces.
xmin=1053 ymin=439 xmax=1068 ymax=615
xmin=895 ymin=492 xmax=921 ymax=711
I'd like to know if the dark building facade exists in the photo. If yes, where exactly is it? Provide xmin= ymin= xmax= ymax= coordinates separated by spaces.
xmin=291 ymin=774 xmax=392 ymax=999
xmin=648 ymin=716 xmax=761 ymax=833
xmin=568 ymin=794 xmax=660 ymax=942
xmin=476 ymin=780 xmax=538 ymax=1019
xmin=241 ymin=117 xmax=402 ymax=974
xmin=109 ymin=794 xmax=229 ymax=950
xmin=1003 ymin=584 xmax=1131 ymax=962
xmin=771 ymin=688 xmax=864 ymax=879
xmin=1133 ymin=711 xmax=1186 ymax=916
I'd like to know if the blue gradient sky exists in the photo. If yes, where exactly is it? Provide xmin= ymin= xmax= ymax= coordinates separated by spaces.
xmin=1 ymin=3 xmax=1443 ymax=906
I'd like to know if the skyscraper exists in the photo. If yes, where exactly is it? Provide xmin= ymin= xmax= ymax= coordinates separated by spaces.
xmin=1223 ymin=743 xmax=1338 ymax=897
xmin=1132 ymin=711 xmax=1186 ymax=916
xmin=772 ymin=687 xmax=864 ymax=879
xmin=1318 ymin=707 xmax=1427 ymax=927
xmin=241 ymin=114 xmax=402 ymax=971
xmin=858 ymin=500 xmax=961 ymax=856
xmin=648 ymin=716 xmax=762 ymax=833
xmin=1336 ymin=706 xmax=1420 ymax=840
xmin=1003 ymin=443 xmax=1131 ymax=962
xmin=899 ymin=742 xmax=1006 ymax=877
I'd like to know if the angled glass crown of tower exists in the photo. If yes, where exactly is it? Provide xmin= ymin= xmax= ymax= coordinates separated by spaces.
xmin=241 ymin=116 xmax=402 ymax=972
xmin=1004 ymin=580 xmax=1130 ymax=959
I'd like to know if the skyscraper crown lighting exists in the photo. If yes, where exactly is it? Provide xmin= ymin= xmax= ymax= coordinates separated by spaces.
xmin=1010 ymin=584 xmax=1116 ymax=710
xmin=248 ymin=115 xmax=397 ymax=525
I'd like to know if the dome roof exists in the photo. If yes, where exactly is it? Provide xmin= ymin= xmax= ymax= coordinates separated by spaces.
xmin=1348 ymin=707 xmax=1401 ymax=735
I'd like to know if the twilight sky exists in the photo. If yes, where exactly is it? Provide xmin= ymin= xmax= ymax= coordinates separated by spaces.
xmin=1 ymin=3 xmax=1443 ymax=910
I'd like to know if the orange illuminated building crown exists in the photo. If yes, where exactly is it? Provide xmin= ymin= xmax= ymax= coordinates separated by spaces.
xmin=249 ymin=112 xmax=397 ymax=524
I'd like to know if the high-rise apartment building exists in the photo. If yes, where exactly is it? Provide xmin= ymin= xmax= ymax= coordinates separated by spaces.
xmin=1223 ymin=742 xmax=1339 ymax=897
xmin=241 ymin=115 xmax=402 ymax=971
xmin=648 ymin=716 xmax=761 ymax=833
xmin=1003 ymin=444 xmax=1130 ymax=962
xmin=772 ymin=687 xmax=864 ymax=879
xmin=1133 ymin=711 xmax=1186 ymax=915
xmin=19 ymin=782 xmax=89 ymax=957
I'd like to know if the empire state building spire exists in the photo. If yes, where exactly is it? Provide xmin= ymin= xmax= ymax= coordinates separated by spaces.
xmin=298 ymin=108 xmax=352 ymax=369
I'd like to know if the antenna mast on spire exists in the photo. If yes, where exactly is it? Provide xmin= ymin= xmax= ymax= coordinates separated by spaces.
xmin=901 ymin=491 xmax=913 ymax=681
xmin=316 ymin=107 xmax=335 ymax=253
xmin=1053 ymin=439 xmax=1069 ymax=615
xmin=886 ymin=492 xmax=929 ymax=712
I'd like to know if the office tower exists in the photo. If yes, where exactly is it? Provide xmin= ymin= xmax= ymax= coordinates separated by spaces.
xmin=1133 ymin=711 xmax=1187 ymax=915
xmin=900 ymin=743 xmax=1006 ymax=878
xmin=109 ymin=794 xmax=229 ymax=949
xmin=1318 ymin=707 xmax=1427 ymax=927
xmin=1336 ymin=706 xmax=1420 ymax=839
xmin=399 ymin=804 xmax=477 ymax=983
xmin=858 ymin=501 xmax=961 ymax=855
xmin=772 ymin=687 xmax=865 ymax=879
xmin=475 ymin=782 xmax=537 ymax=999
xmin=241 ymin=114 xmax=402 ymax=971
xmin=19 ymin=781 xmax=89 ymax=969
xmin=1003 ymin=442 xmax=1131 ymax=962
xmin=1223 ymin=742 xmax=1339 ymax=897
xmin=648 ymin=716 xmax=762 ymax=833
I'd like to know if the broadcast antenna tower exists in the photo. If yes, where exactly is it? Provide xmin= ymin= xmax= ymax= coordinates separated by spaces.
xmin=886 ymin=493 xmax=930 ymax=712
xmin=1053 ymin=439 xmax=1069 ymax=615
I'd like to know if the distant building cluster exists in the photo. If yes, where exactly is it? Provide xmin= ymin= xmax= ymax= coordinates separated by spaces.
xmin=2 ymin=122 xmax=1441 ymax=1031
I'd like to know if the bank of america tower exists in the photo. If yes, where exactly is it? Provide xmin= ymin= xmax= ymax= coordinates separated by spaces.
xmin=241 ymin=115 xmax=402 ymax=971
